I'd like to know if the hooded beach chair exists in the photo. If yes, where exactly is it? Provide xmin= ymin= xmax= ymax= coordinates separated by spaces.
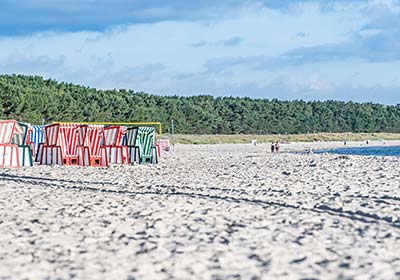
xmin=156 ymin=139 xmax=170 ymax=154
xmin=101 ymin=126 xmax=128 ymax=165
xmin=11 ymin=122 xmax=33 ymax=166
xmin=136 ymin=126 xmax=158 ymax=164
xmin=0 ymin=120 xmax=25 ymax=167
xmin=125 ymin=127 xmax=140 ymax=164
xmin=37 ymin=123 xmax=80 ymax=165
xmin=76 ymin=124 xmax=107 ymax=167
xmin=29 ymin=125 xmax=45 ymax=159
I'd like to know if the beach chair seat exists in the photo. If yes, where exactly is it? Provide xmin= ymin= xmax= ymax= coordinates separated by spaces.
xmin=127 ymin=146 xmax=140 ymax=164
xmin=62 ymin=155 xmax=79 ymax=165
xmin=101 ymin=146 xmax=129 ymax=164
xmin=38 ymin=145 xmax=63 ymax=165
xmin=17 ymin=145 xmax=33 ymax=167
xmin=0 ymin=144 xmax=20 ymax=167
xmin=77 ymin=146 xmax=90 ymax=166
xmin=77 ymin=146 xmax=105 ymax=167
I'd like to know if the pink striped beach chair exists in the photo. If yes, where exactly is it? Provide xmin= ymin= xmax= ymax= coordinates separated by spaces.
xmin=0 ymin=120 xmax=24 ymax=167
xmin=156 ymin=139 xmax=170 ymax=155
xmin=76 ymin=124 xmax=107 ymax=167
xmin=101 ymin=126 xmax=128 ymax=165
xmin=37 ymin=123 xmax=80 ymax=165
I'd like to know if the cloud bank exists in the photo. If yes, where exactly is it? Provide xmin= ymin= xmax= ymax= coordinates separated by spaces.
xmin=0 ymin=0 xmax=400 ymax=104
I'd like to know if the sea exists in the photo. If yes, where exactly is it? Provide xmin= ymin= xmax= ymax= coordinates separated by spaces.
xmin=315 ymin=146 xmax=400 ymax=157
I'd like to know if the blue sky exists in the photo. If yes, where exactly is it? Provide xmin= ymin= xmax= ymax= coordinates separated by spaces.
xmin=0 ymin=0 xmax=399 ymax=104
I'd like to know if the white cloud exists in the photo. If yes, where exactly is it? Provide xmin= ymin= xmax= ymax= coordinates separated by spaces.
xmin=359 ymin=28 xmax=382 ymax=38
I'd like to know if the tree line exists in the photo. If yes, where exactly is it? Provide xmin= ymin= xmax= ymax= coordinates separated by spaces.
xmin=1 ymin=74 xmax=399 ymax=134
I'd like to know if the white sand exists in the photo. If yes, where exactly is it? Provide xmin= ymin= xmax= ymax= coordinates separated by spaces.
xmin=1 ymin=142 xmax=400 ymax=279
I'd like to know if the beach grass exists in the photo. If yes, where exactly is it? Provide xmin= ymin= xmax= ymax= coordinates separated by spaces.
xmin=160 ymin=132 xmax=400 ymax=144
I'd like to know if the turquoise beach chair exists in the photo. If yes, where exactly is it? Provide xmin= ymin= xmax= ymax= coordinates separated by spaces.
xmin=11 ymin=122 xmax=33 ymax=166
xmin=126 ymin=126 xmax=158 ymax=164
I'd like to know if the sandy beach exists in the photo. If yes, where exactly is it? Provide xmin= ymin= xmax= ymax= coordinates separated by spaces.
xmin=1 ymin=142 xmax=400 ymax=279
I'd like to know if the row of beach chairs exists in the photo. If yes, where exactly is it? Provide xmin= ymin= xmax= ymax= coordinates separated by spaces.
xmin=0 ymin=120 xmax=166 ymax=167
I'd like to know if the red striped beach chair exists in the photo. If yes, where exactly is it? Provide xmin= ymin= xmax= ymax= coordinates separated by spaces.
xmin=101 ymin=126 xmax=128 ymax=165
xmin=37 ymin=123 xmax=80 ymax=165
xmin=77 ymin=124 xmax=107 ymax=167
xmin=0 ymin=120 xmax=24 ymax=167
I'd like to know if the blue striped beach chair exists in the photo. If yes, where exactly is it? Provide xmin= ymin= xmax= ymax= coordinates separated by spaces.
xmin=30 ymin=125 xmax=45 ymax=159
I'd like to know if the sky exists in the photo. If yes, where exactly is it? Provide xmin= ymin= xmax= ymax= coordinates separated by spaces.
xmin=0 ymin=0 xmax=399 ymax=104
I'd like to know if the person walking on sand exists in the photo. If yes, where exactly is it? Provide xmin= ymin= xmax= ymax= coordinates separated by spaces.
xmin=271 ymin=143 xmax=275 ymax=153
xmin=275 ymin=141 xmax=280 ymax=153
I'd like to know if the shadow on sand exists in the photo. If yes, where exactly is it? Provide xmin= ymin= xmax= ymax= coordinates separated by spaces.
xmin=1 ymin=173 xmax=399 ymax=229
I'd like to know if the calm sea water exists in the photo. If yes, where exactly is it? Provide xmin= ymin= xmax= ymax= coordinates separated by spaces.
xmin=315 ymin=146 xmax=400 ymax=157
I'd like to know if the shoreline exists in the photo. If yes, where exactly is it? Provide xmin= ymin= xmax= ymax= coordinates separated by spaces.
xmin=172 ymin=140 xmax=400 ymax=154
xmin=164 ymin=132 xmax=400 ymax=145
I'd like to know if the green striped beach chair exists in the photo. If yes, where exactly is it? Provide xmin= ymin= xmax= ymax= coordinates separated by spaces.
xmin=11 ymin=122 xmax=33 ymax=166
xmin=126 ymin=126 xmax=158 ymax=164
xmin=138 ymin=127 xmax=158 ymax=164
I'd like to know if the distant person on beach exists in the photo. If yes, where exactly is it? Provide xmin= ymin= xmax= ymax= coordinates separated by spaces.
xmin=275 ymin=141 xmax=280 ymax=153
xmin=344 ymin=141 xmax=347 ymax=146
xmin=271 ymin=143 xmax=275 ymax=153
